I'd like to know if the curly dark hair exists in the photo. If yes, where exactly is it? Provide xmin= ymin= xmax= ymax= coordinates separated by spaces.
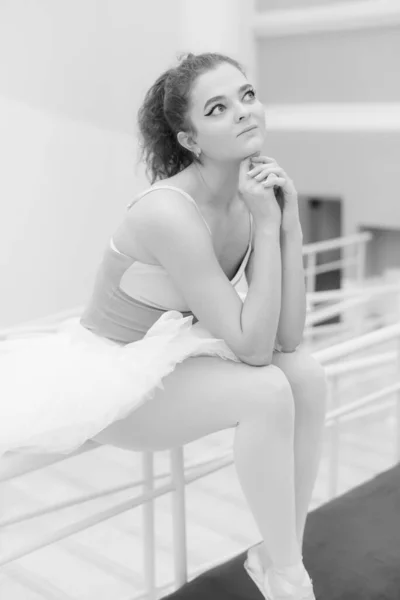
xmin=137 ymin=52 xmax=246 ymax=184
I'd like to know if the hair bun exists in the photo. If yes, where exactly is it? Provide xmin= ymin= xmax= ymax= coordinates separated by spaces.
xmin=176 ymin=51 xmax=195 ymax=64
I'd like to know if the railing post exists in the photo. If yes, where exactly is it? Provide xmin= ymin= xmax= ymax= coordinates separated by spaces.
xmin=142 ymin=451 xmax=157 ymax=599
xmin=306 ymin=252 xmax=317 ymax=295
xmin=356 ymin=240 xmax=367 ymax=284
xmin=396 ymin=337 xmax=400 ymax=463
xmin=355 ymin=241 xmax=368 ymax=335
xmin=306 ymin=253 xmax=317 ymax=345
xmin=170 ymin=446 xmax=188 ymax=589
xmin=328 ymin=376 xmax=341 ymax=499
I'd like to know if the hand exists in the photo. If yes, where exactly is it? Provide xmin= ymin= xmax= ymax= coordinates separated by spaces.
xmin=249 ymin=156 xmax=300 ymax=233
xmin=238 ymin=157 xmax=285 ymax=227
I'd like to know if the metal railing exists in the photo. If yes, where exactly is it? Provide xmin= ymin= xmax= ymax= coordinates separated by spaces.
xmin=2 ymin=231 xmax=400 ymax=599
xmin=303 ymin=231 xmax=372 ymax=294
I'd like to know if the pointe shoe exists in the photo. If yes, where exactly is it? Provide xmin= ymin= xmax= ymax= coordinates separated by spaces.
xmin=244 ymin=543 xmax=266 ymax=597
xmin=263 ymin=564 xmax=315 ymax=600
xmin=244 ymin=545 xmax=315 ymax=600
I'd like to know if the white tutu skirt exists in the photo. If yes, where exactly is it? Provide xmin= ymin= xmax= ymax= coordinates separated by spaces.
xmin=0 ymin=310 xmax=242 ymax=458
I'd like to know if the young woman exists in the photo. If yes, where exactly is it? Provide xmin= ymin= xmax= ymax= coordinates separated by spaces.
xmin=0 ymin=53 xmax=327 ymax=599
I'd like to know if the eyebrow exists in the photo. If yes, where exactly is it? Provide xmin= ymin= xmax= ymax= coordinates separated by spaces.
xmin=204 ymin=83 xmax=253 ymax=112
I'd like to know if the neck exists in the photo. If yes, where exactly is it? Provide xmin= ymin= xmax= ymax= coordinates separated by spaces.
xmin=191 ymin=159 xmax=241 ymax=211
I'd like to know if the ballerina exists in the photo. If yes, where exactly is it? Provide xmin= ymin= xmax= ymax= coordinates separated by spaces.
xmin=1 ymin=52 xmax=327 ymax=599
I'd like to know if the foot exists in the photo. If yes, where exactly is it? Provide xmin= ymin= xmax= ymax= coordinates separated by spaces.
xmin=263 ymin=563 xmax=315 ymax=600
xmin=244 ymin=545 xmax=315 ymax=600
xmin=244 ymin=542 xmax=272 ymax=596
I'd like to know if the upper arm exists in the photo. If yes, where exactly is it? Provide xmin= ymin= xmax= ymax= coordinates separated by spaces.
xmin=128 ymin=190 xmax=257 ymax=364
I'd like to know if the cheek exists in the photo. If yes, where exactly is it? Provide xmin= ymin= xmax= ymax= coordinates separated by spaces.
xmin=200 ymin=122 xmax=233 ymax=151
xmin=255 ymin=106 xmax=266 ymax=129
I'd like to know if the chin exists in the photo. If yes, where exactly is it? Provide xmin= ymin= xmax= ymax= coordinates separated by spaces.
xmin=240 ymin=140 xmax=264 ymax=159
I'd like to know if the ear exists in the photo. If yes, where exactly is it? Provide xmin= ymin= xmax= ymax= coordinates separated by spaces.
xmin=177 ymin=130 xmax=197 ymax=154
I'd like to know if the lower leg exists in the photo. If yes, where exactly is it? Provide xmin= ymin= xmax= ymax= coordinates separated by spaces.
xmin=256 ymin=386 xmax=327 ymax=568
xmin=294 ymin=411 xmax=326 ymax=552
xmin=234 ymin=406 xmax=302 ymax=569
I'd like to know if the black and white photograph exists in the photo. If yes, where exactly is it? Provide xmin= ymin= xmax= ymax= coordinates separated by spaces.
xmin=1 ymin=1 xmax=400 ymax=599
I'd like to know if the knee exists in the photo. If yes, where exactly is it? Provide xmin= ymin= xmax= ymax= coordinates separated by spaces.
xmin=273 ymin=347 xmax=328 ymax=418
xmin=244 ymin=364 xmax=295 ymax=432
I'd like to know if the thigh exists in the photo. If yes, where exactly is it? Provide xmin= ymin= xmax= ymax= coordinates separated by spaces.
xmin=93 ymin=355 xmax=289 ymax=452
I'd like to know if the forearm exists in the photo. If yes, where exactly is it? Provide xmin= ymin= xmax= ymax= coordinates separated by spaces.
xmin=240 ymin=223 xmax=282 ymax=364
xmin=275 ymin=224 xmax=307 ymax=351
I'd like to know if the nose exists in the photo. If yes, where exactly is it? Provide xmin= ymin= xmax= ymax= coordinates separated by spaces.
xmin=234 ymin=102 xmax=250 ymax=123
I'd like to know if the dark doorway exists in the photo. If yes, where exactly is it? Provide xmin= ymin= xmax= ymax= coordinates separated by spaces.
xmin=299 ymin=195 xmax=343 ymax=325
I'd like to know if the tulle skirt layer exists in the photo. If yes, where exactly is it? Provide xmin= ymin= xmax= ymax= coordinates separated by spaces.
xmin=0 ymin=311 xmax=241 ymax=458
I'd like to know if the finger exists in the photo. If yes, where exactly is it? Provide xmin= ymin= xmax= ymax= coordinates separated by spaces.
xmin=248 ymin=163 xmax=279 ymax=176
xmin=247 ymin=163 xmax=280 ymax=177
xmin=262 ymin=176 xmax=285 ymax=188
xmin=246 ymin=164 xmax=267 ymax=177
xmin=250 ymin=156 xmax=276 ymax=164
xmin=254 ymin=166 xmax=285 ymax=181
xmin=262 ymin=173 xmax=281 ymax=183
xmin=239 ymin=157 xmax=253 ymax=179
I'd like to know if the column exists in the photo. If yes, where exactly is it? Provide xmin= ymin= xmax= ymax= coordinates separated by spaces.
xmin=178 ymin=0 xmax=257 ymax=83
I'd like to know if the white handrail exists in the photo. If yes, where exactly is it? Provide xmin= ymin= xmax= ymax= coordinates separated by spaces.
xmin=325 ymin=383 xmax=400 ymax=426
xmin=0 ymin=449 xmax=237 ymax=528
xmin=0 ymin=451 xmax=235 ymax=568
xmin=304 ymin=256 xmax=356 ymax=277
xmin=0 ymin=440 xmax=99 ymax=482
xmin=313 ymin=322 xmax=400 ymax=363
xmin=308 ymin=283 xmax=400 ymax=304
xmin=324 ymin=352 xmax=397 ymax=377
xmin=305 ymin=295 xmax=374 ymax=327
xmin=302 ymin=232 xmax=372 ymax=255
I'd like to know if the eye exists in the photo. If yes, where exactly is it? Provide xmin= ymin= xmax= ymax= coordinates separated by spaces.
xmin=244 ymin=88 xmax=256 ymax=100
xmin=206 ymin=88 xmax=256 ymax=116
xmin=207 ymin=103 xmax=225 ymax=116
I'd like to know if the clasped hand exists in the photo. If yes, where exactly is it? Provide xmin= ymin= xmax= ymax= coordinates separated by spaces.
xmin=245 ymin=155 xmax=300 ymax=233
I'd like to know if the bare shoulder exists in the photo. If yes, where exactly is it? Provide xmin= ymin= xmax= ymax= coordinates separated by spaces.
xmin=125 ymin=186 xmax=211 ymax=260
xmin=110 ymin=180 xmax=205 ymax=262
xmin=128 ymin=186 xmax=204 ymax=230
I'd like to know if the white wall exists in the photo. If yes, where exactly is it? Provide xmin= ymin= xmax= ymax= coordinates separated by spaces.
xmin=0 ymin=0 xmax=183 ymax=327
xmin=256 ymin=0 xmax=363 ymax=10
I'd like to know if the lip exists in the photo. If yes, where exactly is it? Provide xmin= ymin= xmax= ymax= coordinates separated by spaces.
xmin=237 ymin=125 xmax=258 ymax=136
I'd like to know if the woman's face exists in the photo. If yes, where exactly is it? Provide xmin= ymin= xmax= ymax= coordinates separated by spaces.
xmin=184 ymin=62 xmax=266 ymax=162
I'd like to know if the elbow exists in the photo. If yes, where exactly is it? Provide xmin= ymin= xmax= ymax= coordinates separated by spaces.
xmin=234 ymin=336 xmax=276 ymax=367
xmin=253 ymin=356 xmax=273 ymax=367
xmin=274 ymin=336 xmax=303 ymax=354
xmin=242 ymin=357 xmax=271 ymax=368
xmin=238 ymin=350 xmax=274 ymax=368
